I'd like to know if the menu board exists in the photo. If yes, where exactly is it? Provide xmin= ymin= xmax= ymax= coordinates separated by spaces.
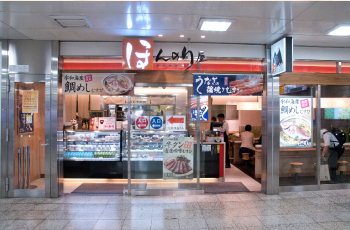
xmin=163 ymin=137 xmax=194 ymax=179
xmin=22 ymin=90 xmax=38 ymax=113
xmin=193 ymin=74 xmax=263 ymax=96
xmin=190 ymin=95 xmax=209 ymax=121
xmin=98 ymin=117 xmax=116 ymax=131
xmin=63 ymin=73 xmax=134 ymax=96
xmin=280 ymin=97 xmax=313 ymax=148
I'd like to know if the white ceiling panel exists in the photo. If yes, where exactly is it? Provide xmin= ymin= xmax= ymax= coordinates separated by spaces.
xmin=87 ymin=14 xmax=146 ymax=29
xmin=141 ymin=1 xmax=315 ymax=20
xmin=295 ymin=2 xmax=350 ymax=22
xmin=276 ymin=20 xmax=339 ymax=36
xmin=0 ymin=27 xmax=28 ymax=39
xmin=0 ymin=12 xmax=61 ymax=29
xmin=47 ymin=29 xmax=80 ymax=40
xmin=73 ymin=29 xmax=147 ymax=41
xmin=16 ymin=29 xmax=57 ymax=40
xmin=291 ymin=34 xmax=350 ymax=48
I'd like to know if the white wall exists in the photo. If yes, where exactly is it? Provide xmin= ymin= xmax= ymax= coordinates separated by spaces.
xmin=227 ymin=110 xmax=262 ymax=132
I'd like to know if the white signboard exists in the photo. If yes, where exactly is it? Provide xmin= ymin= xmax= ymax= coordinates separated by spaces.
xmin=280 ymin=97 xmax=313 ymax=148
xmin=9 ymin=65 xmax=29 ymax=73
xmin=135 ymin=116 xmax=150 ymax=130
xmin=166 ymin=115 xmax=186 ymax=131
xmin=150 ymin=116 xmax=163 ymax=130
xmin=98 ymin=117 xmax=116 ymax=130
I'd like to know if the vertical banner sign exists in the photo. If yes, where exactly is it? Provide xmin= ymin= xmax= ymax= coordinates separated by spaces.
xmin=166 ymin=115 xmax=186 ymax=131
xmin=163 ymin=137 xmax=194 ymax=179
xmin=135 ymin=116 xmax=150 ymax=130
xmin=122 ymin=39 xmax=154 ymax=70
xmin=98 ymin=117 xmax=116 ymax=130
xmin=193 ymin=74 xmax=263 ymax=96
xmin=22 ymin=90 xmax=38 ymax=113
xmin=63 ymin=73 xmax=135 ymax=95
xmin=150 ymin=116 xmax=163 ymax=130
xmin=191 ymin=95 xmax=209 ymax=121
xmin=271 ymin=37 xmax=293 ymax=76
xmin=280 ymin=97 xmax=313 ymax=148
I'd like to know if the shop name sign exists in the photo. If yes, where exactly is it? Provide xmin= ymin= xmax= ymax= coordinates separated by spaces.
xmin=155 ymin=47 xmax=194 ymax=71
xmin=122 ymin=39 xmax=154 ymax=70
xmin=193 ymin=74 xmax=263 ymax=96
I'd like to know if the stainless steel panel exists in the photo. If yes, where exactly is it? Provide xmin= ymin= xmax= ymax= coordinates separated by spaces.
xmin=127 ymin=96 xmax=131 ymax=195
xmin=23 ymin=147 xmax=26 ymax=189
xmin=0 ymin=40 xmax=8 ymax=198
xmin=196 ymin=95 xmax=200 ymax=189
xmin=14 ymin=189 xmax=45 ymax=198
xmin=44 ymin=73 xmax=51 ymax=198
xmin=133 ymin=189 xmax=204 ymax=196
xmin=7 ymin=73 xmax=15 ymax=197
xmin=279 ymin=185 xmax=319 ymax=193
xmin=8 ymin=40 xmax=52 ymax=75
xmin=14 ymin=74 xmax=45 ymax=83
xmin=316 ymin=85 xmax=321 ymax=188
xmin=336 ymin=62 xmax=341 ymax=73
xmin=27 ymin=146 xmax=30 ymax=189
xmin=57 ymin=49 xmax=64 ymax=197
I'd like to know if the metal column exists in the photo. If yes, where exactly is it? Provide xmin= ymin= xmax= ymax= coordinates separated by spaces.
xmin=196 ymin=95 xmax=200 ymax=189
xmin=127 ymin=96 xmax=131 ymax=195
xmin=316 ymin=85 xmax=321 ymax=188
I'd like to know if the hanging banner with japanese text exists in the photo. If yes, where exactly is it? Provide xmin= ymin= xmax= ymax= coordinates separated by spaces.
xmin=163 ymin=137 xmax=194 ymax=179
xmin=190 ymin=95 xmax=208 ymax=121
xmin=63 ymin=73 xmax=135 ymax=95
xmin=193 ymin=74 xmax=263 ymax=96
xmin=280 ymin=97 xmax=313 ymax=148
xmin=22 ymin=90 xmax=39 ymax=113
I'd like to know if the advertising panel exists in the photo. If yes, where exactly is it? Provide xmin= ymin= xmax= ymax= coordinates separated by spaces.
xmin=193 ymin=74 xmax=263 ymax=96
xmin=63 ymin=73 xmax=134 ymax=96
xmin=163 ymin=137 xmax=194 ymax=179
xmin=166 ymin=115 xmax=186 ymax=131
xmin=122 ymin=39 xmax=154 ymax=70
xmin=280 ymin=97 xmax=313 ymax=148
xmin=190 ymin=95 xmax=209 ymax=121
xmin=22 ymin=90 xmax=38 ymax=113
xmin=271 ymin=37 xmax=293 ymax=76
xmin=135 ymin=116 xmax=150 ymax=130
xmin=150 ymin=116 xmax=163 ymax=130
xmin=98 ymin=117 xmax=116 ymax=131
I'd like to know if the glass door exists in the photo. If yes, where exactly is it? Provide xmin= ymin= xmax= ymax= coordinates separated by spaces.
xmin=8 ymin=75 xmax=49 ymax=197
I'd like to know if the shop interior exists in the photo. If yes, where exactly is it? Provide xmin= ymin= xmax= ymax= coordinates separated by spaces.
xmin=62 ymin=83 xmax=262 ymax=194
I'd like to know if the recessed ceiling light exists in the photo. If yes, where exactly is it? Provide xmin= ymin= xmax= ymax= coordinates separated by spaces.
xmin=180 ymin=35 xmax=184 ymax=37
xmin=198 ymin=18 xmax=234 ymax=31
xmin=201 ymin=35 xmax=205 ymax=38
xmin=158 ymin=34 xmax=163 ymax=37
xmin=50 ymin=16 xmax=93 ymax=28
xmin=327 ymin=25 xmax=350 ymax=36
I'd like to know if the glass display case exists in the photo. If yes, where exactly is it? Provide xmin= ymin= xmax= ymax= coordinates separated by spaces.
xmin=64 ymin=130 xmax=122 ymax=161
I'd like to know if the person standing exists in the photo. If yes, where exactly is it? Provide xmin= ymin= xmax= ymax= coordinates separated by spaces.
xmin=321 ymin=129 xmax=345 ymax=183
xmin=239 ymin=124 xmax=255 ymax=160
xmin=217 ymin=113 xmax=230 ymax=168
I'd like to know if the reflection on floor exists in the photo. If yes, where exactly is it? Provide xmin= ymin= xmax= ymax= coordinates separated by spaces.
xmin=63 ymin=163 xmax=261 ymax=194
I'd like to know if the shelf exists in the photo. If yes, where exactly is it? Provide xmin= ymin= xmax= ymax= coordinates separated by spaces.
xmin=65 ymin=130 xmax=121 ymax=134
xmin=130 ymin=149 xmax=163 ymax=152
xmin=129 ymin=141 xmax=162 ymax=144
xmin=64 ymin=158 xmax=120 ymax=162
xmin=67 ymin=140 xmax=120 ymax=143
xmin=65 ymin=150 xmax=119 ymax=152
xmin=122 ymin=157 xmax=163 ymax=162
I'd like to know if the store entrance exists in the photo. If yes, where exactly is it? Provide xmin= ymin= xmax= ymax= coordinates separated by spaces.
xmin=6 ymin=74 xmax=51 ymax=197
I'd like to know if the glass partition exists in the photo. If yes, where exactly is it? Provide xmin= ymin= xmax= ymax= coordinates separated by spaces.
xmin=279 ymin=85 xmax=318 ymax=187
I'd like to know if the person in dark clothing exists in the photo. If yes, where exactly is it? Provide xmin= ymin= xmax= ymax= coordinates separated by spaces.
xmin=211 ymin=117 xmax=217 ymax=122
xmin=217 ymin=113 xmax=230 ymax=168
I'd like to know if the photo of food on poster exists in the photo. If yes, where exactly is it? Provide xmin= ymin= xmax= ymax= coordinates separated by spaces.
xmin=191 ymin=95 xmax=209 ymax=121
xmin=63 ymin=73 xmax=135 ymax=95
xmin=193 ymin=74 xmax=263 ymax=96
xmin=280 ymin=97 xmax=313 ymax=148
xmin=163 ymin=137 xmax=194 ymax=179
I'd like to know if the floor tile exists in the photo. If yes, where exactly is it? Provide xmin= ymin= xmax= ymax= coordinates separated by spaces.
xmin=195 ymin=195 xmax=220 ymax=203
xmin=63 ymin=220 xmax=97 ymax=230
xmin=92 ymin=220 xmax=124 ymax=230
xmin=34 ymin=220 xmax=70 ymax=230
xmin=73 ymin=210 xmax=103 ymax=220
xmin=5 ymin=220 xmax=43 ymax=230
xmin=56 ymin=204 xmax=86 ymax=211
xmin=331 ymin=211 xmax=350 ymax=221
xmin=81 ymin=204 xmax=107 ymax=210
xmin=205 ymin=217 xmax=235 ymax=228
xmin=231 ymin=216 xmax=263 ymax=228
xmin=318 ymin=221 xmax=350 ymax=230
xmin=151 ymin=219 xmax=180 ymax=230
xmin=178 ymin=218 xmax=208 ymax=229
xmin=122 ymin=219 xmax=151 ymax=230
xmin=125 ymin=210 xmax=153 ymax=220
xmin=33 ymin=204 xmax=60 ymax=211
xmin=306 ymin=212 xmax=341 ymax=223
xmin=215 ymin=194 xmax=241 ymax=202
xmin=13 ymin=210 xmax=52 ymax=220
xmin=236 ymin=193 xmax=261 ymax=201
xmin=0 ymin=220 xmax=14 ymax=229
xmin=98 ymin=209 xmax=127 ymax=220
xmin=46 ymin=211 xmax=78 ymax=220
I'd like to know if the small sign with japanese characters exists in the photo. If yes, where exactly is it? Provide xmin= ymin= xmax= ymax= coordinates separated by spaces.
xmin=193 ymin=74 xmax=263 ymax=96
xmin=150 ymin=116 xmax=163 ymax=130
xmin=135 ymin=116 xmax=150 ymax=130
xmin=280 ymin=97 xmax=313 ymax=148
xmin=166 ymin=115 xmax=186 ymax=131
xmin=63 ymin=73 xmax=135 ymax=95
xmin=98 ymin=117 xmax=116 ymax=131
xmin=163 ymin=137 xmax=194 ymax=179
xmin=22 ymin=90 xmax=39 ymax=113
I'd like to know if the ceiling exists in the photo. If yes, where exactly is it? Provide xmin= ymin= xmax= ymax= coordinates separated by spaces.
xmin=1 ymin=1 xmax=350 ymax=47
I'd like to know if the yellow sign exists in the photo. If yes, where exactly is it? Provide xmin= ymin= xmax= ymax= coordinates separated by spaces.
xmin=22 ymin=90 xmax=38 ymax=113
xmin=26 ymin=115 xmax=32 ymax=123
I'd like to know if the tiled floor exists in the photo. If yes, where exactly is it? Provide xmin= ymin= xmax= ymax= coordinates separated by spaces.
xmin=1 ymin=189 xmax=350 ymax=229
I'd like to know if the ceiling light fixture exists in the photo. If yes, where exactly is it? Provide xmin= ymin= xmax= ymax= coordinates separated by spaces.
xmin=327 ymin=25 xmax=350 ymax=36
xmin=201 ymin=35 xmax=205 ymax=38
xmin=180 ymin=35 xmax=184 ymax=37
xmin=158 ymin=34 xmax=163 ymax=37
xmin=50 ymin=16 xmax=93 ymax=28
xmin=198 ymin=18 xmax=234 ymax=31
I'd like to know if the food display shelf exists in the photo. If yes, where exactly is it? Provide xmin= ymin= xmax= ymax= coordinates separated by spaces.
xmin=122 ymin=157 xmax=163 ymax=161
xmin=66 ymin=140 xmax=120 ymax=143
xmin=130 ymin=149 xmax=163 ymax=152
xmin=65 ymin=149 xmax=119 ymax=152
xmin=64 ymin=158 xmax=120 ymax=162
xmin=66 ymin=130 xmax=121 ymax=134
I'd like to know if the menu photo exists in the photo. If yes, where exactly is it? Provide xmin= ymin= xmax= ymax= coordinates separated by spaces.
xmin=280 ymin=97 xmax=313 ymax=148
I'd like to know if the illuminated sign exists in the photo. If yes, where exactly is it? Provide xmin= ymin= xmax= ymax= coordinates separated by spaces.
xmin=271 ymin=37 xmax=293 ymax=76
xmin=122 ymin=39 xmax=154 ymax=70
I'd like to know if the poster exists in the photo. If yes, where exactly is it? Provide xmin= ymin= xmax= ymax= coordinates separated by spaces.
xmin=271 ymin=38 xmax=286 ymax=76
xmin=190 ymin=95 xmax=209 ymax=121
xmin=22 ymin=90 xmax=38 ymax=113
xmin=98 ymin=117 xmax=116 ymax=130
xmin=89 ymin=117 xmax=99 ymax=130
xmin=163 ymin=137 xmax=194 ymax=179
xmin=166 ymin=115 xmax=186 ymax=131
xmin=280 ymin=97 xmax=313 ymax=148
xmin=150 ymin=116 xmax=163 ymax=130
xmin=193 ymin=74 xmax=263 ymax=96
xmin=63 ymin=73 xmax=135 ymax=95
xmin=135 ymin=116 xmax=150 ymax=130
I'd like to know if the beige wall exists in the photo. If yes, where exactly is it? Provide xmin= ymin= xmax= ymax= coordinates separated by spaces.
xmin=226 ymin=110 xmax=262 ymax=132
